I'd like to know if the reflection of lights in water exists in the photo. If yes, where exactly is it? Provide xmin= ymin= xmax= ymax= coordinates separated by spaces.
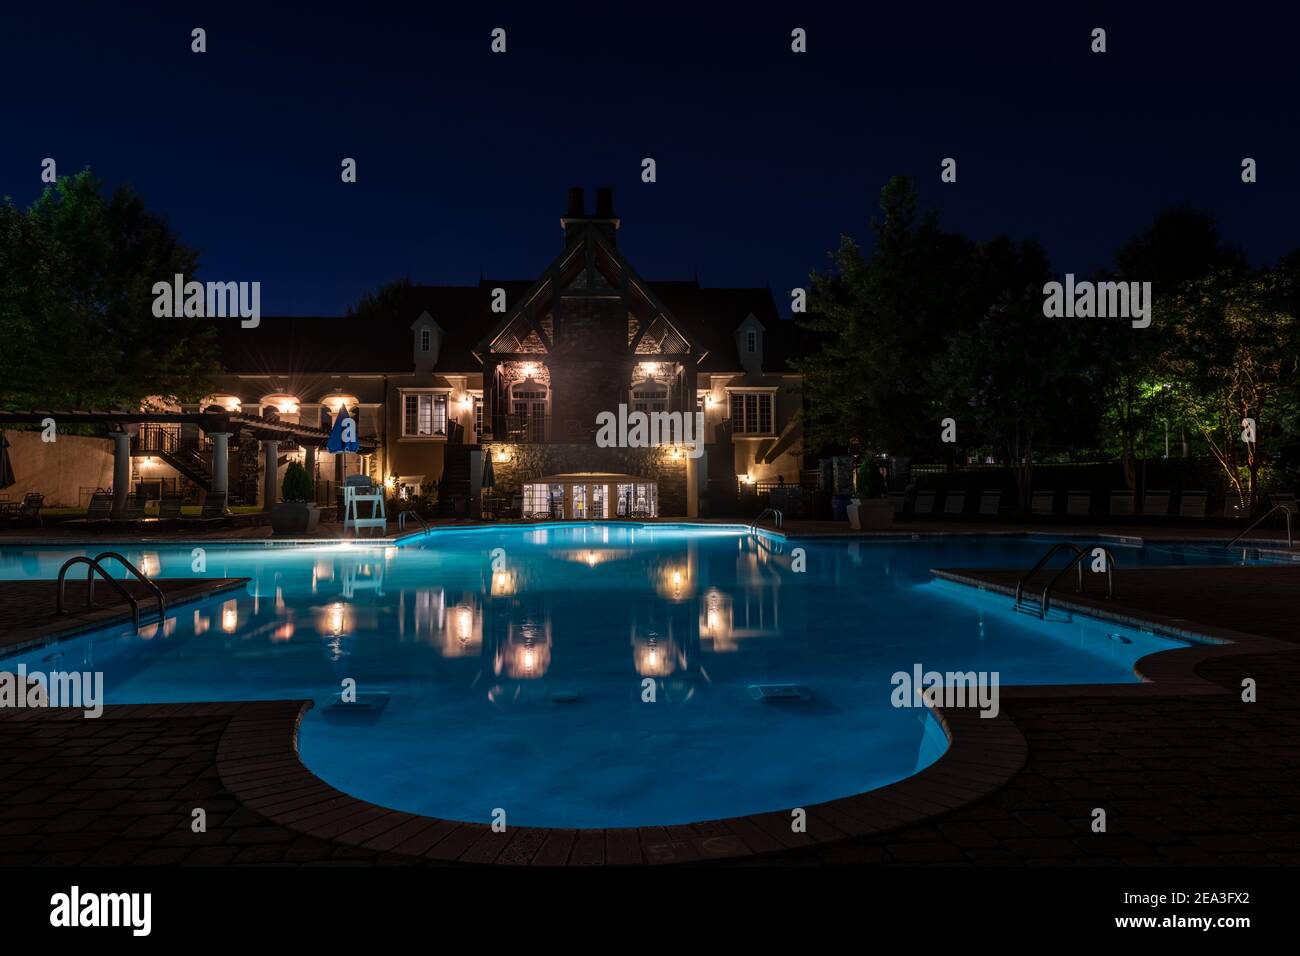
xmin=273 ymin=621 xmax=294 ymax=641
xmin=455 ymin=605 xmax=473 ymax=645
xmin=139 ymin=553 xmax=158 ymax=577
xmin=327 ymin=636 xmax=343 ymax=662
xmin=585 ymin=551 xmax=597 ymax=567
xmin=221 ymin=601 xmax=238 ymax=633
xmin=523 ymin=647 xmax=536 ymax=671
xmin=194 ymin=610 xmax=209 ymax=635
xmin=633 ymin=631 xmax=676 ymax=677
xmin=328 ymin=602 xmax=345 ymax=636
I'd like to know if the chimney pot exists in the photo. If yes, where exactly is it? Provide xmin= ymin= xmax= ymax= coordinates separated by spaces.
xmin=565 ymin=187 xmax=585 ymax=218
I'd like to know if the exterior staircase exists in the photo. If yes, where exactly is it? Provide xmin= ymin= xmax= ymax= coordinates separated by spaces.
xmin=438 ymin=443 xmax=476 ymax=516
xmin=132 ymin=425 xmax=213 ymax=491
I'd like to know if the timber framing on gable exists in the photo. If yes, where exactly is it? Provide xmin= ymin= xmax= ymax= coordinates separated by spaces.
xmin=472 ymin=222 xmax=706 ymax=366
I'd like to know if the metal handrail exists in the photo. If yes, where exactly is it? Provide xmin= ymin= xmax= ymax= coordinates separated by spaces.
xmin=90 ymin=552 xmax=166 ymax=626
xmin=1224 ymin=504 xmax=1294 ymax=550
xmin=750 ymin=507 xmax=783 ymax=533
xmin=398 ymin=509 xmax=430 ymax=536
xmin=1039 ymin=546 xmax=1117 ymax=618
xmin=56 ymin=556 xmax=143 ymax=631
xmin=1014 ymin=543 xmax=1083 ymax=608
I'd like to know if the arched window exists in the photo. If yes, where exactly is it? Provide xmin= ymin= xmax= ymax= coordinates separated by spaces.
xmin=509 ymin=378 xmax=548 ymax=442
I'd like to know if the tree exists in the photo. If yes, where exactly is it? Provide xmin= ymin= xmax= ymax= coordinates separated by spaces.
xmin=0 ymin=171 xmax=219 ymax=411
xmin=933 ymin=239 xmax=1098 ymax=511
xmin=347 ymin=277 xmax=413 ymax=321
xmin=795 ymin=176 xmax=977 ymax=459
xmin=1086 ymin=208 xmax=1247 ymax=490
xmin=1160 ymin=268 xmax=1299 ymax=513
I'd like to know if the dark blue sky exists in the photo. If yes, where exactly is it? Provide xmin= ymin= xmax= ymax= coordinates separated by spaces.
xmin=3 ymin=2 xmax=1297 ymax=317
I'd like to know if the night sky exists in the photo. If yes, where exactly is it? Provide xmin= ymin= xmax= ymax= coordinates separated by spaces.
xmin=3 ymin=2 xmax=1297 ymax=317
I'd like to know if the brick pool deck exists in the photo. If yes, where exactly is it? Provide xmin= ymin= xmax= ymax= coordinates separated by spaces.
xmin=1 ymin=524 xmax=1297 ymax=866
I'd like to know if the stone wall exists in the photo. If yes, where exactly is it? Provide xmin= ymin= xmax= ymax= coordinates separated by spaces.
xmin=484 ymin=442 xmax=689 ymax=515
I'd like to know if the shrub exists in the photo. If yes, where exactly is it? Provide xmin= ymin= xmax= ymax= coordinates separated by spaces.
xmin=856 ymin=458 xmax=886 ymax=499
xmin=281 ymin=461 xmax=315 ymax=502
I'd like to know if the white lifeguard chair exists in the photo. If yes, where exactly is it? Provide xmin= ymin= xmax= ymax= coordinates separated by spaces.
xmin=342 ymin=476 xmax=387 ymax=537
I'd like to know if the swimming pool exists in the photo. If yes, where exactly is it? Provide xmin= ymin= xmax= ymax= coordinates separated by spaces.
xmin=0 ymin=528 xmax=1240 ymax=828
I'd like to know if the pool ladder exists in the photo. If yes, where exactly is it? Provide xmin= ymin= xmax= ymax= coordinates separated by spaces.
xmin=1013 ymin=542 xmax=1116 ymax=619
xmin=750 ymin=507 xmax=783 ymax=533
xmin=56 ymin=552 xmax=166 ymax=633
xmin=1223 ymin=504 xmax=1294 ymax=551
xmin=397 ymin=509 xmax=430 ymax=536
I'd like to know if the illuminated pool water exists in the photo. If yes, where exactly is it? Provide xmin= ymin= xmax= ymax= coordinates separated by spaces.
xmin=0 ymin=527 xmax=1218 ymax=827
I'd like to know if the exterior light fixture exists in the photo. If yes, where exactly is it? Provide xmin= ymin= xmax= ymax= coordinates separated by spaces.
xmin=521 ymin=363 xmax=538 ymax=378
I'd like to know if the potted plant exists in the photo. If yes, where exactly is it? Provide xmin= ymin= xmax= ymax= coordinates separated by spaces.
xmin=847 ymin=457 xmax=893 ymax=530
xmin=271 ymin=460 xmax=320 ymax=535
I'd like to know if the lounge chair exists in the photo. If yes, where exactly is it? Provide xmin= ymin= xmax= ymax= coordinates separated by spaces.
xmin=943 ymin=490 xmax=966 ymax=515
xmin=978 ymin=491 xmax=1002 ymax=516
xmin=1031 ymin=490 xmax=1055 ymax=516
xmin=1179 ymin=490 xmax=1207 ymax=518
xmin=85 ymin=491 xmax=113 ymax=520
xmin=199 ymin=491 xmax=229 ymax=519
xmin=1109 ymin=491 xmax=1134 ymax=515
xmin=914 ymin=491 xmax=935 ymax=515
xmin=1142 ymin=489 xmax=1170 ymax=517
xmin=0 ymin=492 xmax=44 ymax=527
xmin=1066 ymin=490 xmax=1091 ymax=516
xmin=125 ymin=494 xmax=148 ymax=520
xmin=158 ymin=494 xmax=185 ymax=519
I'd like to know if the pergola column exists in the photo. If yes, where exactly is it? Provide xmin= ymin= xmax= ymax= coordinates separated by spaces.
xmin=304 ymin=442 xmax=317 ymax=502
xmin=209 ymin=432 xmax=231 ymax=500
xmin=109 ymin=430 xmax=132 ymax=519
xmin=262 ymin=440 xmax=280 ymax=511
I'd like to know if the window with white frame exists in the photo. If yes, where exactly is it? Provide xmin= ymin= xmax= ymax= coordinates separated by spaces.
xmin=746 ymin=330 xmax=757 ymax=353
xmin=403 ymin=393 xmax=448 ymax=437
xmin=420 ymin=329 xmax=432 ymax=352
xmin=729 ymin=391 xmax=774 ymax=435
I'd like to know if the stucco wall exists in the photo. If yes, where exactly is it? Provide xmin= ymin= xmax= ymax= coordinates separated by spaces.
xmin=1 ymin=430 xmax=115 ymax=507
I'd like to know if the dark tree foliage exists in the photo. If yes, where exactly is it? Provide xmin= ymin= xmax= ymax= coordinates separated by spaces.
xmin=0 ymin=171 xmax=219 ymax=411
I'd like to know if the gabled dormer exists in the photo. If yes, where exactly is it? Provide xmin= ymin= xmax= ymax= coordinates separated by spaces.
xmin=736 ymin=313 xmax=765 ymax=374
xmin=411 ymin=311 xmax=443 ymax=370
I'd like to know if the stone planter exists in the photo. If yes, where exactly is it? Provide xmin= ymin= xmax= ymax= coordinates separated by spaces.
xmin=271 ymin=501 xmax=320 ymax=536
xmin=847 ymin=497 xmax=893 ymax=530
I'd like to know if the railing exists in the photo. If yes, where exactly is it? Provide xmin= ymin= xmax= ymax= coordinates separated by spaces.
xmin=1224 ymin=504 xmax=1294 ymax=550
xmin=56 ymin=552 xmax=165 ymax=632
xmin=490 ymin=413 xmax=551 ymax=443
xmin=397 ymin=510 xmax=430 ymax=536
xmin=1014 ymin=542 xmax=1116 ymax=619
xmin=750 ymin=507 xmax=783 ymax=533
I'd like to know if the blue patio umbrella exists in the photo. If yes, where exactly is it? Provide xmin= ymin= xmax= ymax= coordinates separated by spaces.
xmin=0 ymin=432 xmax=15 ymax=490
xmin=481 ymin=452 xmax=495 ymax=491
xmin=326 ymin=406 xmax=360 ymax=455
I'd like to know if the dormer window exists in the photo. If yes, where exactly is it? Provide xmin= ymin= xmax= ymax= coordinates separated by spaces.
xmin=746 ymin=330 xmax=756 ymax=353
xmin=420 ymin=329 xmax=431 ymax=352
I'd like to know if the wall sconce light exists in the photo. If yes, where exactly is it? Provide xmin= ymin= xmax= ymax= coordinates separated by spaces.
xmin=494 ymin=447 xmax=512 ymax=463
xmin=521 ymin=363 xmax=538 ymax=378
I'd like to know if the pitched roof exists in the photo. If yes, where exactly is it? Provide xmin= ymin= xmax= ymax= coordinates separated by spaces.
xmin=217 ymin=280 xmax=808 ymax=375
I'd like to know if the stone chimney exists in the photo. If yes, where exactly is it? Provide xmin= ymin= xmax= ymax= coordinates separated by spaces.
xmin=560 ymin=185 xmax=619 ymax=246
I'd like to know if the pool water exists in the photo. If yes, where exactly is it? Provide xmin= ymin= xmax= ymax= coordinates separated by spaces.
xmin=0 ymin=528 xmax=1226 ymax=828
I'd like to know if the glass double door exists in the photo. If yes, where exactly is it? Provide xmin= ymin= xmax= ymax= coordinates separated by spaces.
xmin=569 ymin=482 xmax=608 ymax=519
